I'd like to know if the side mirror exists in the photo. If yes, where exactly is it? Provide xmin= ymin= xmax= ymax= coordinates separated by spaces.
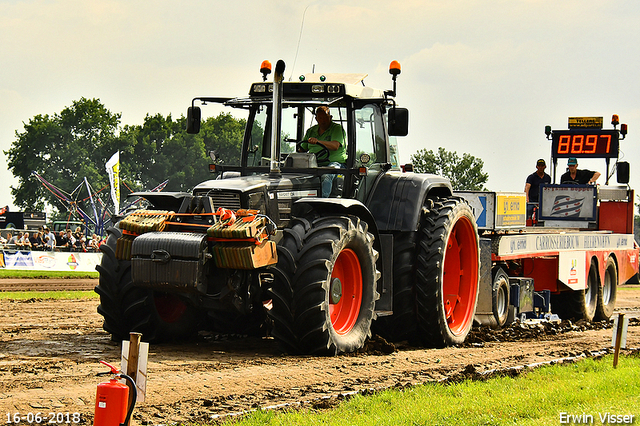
xmin=617 ymin=161 xmax=630 ymax=184
xmin=186 ymin=106 xmax=201 ymax=134
xmin=388 ymin=107 xmax=409 ymax=137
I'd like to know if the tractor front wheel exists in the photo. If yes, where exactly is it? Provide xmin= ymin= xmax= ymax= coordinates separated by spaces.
xmin=267 ymin=215 xmax=379 ymax=355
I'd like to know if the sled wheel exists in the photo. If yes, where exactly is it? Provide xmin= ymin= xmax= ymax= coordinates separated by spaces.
xmin=415 ymin=197 xmax=480 ymax=346
xmin=594 ymin=256 xmax=618 ymax=321
xmin=95 ymin=225 xmax=200 ymax=342
xmin=492 ymin=267 xmax=511 ymax=328
xmin=554 ymin=258 xmax=599 ymax=321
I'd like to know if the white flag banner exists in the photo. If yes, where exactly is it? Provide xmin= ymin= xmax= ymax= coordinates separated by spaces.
xmin=105 ymin=151 xmax=120 ymax=215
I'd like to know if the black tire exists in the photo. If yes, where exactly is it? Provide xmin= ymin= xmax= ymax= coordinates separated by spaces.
xmin=414 ymin=197 xmax=480 ymax=347
xmin=492 ymin=267 xmax=511 ymax=328
xmin=594 ymin=256 xmax=618 ymax=321
xmin=552 ymin=258 xmax=598 ymax=321
xmin=95 ymin=225 xmax=201 ymax=342
xmin=265 ymin=217 xmax=311 ymax=353
xmin=267 ymin=215 xmax=379 ymax=355
xmin=371 ymin=231 xmax=418 ymax=342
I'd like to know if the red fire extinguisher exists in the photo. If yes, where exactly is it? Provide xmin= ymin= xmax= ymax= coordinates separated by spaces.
xmin=94 ymin=361 xmax=136 ymax=426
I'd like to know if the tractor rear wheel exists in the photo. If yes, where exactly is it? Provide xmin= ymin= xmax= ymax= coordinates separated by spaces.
xmin=414 ymin=197 xmax=480 ymax=347
xmin=95 ymin=225 xmax=201 ymax=342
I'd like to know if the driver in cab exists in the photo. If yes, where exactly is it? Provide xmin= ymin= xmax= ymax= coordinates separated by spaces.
xmin=298 ymin=106 xmax=347 ymax=197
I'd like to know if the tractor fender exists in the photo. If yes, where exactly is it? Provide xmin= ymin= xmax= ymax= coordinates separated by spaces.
xmin=291 ymin=198 xmax=380 ymax=240
xmin=365 ymin=172 xmax=453 ymax=232
xmin=290 ymin=198 xmax=391 ymax=313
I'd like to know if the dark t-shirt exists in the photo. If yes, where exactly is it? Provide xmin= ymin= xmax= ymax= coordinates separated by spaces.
xmin=560 ymin=169 xmax=596 ymax=185
xmin=526 ymin=172 xmax=551 ymax=202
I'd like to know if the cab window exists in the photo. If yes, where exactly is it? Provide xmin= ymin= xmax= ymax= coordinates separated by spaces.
xmin=354 ymin=104 xmax=386 ymax=167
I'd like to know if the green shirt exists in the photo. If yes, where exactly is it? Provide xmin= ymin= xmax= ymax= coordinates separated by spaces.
xmin=302 ymin=122 xmax=347 ymax=165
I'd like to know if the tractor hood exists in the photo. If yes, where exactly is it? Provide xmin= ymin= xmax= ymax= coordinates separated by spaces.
xmin=192 ymin=173 xmax=320 ymax=196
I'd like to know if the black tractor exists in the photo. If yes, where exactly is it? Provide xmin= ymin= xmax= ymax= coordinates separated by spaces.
xmin=95 ymin=60 xmax=480 ymax=355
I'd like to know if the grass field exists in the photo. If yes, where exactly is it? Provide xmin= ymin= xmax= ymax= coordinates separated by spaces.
xmin=0 ymin=290 xmax=98 ymax=300
xmin=218 ymin=354 xmax=640 ymax=426
xmin=0 ymin=269 xmax=98 ymax=279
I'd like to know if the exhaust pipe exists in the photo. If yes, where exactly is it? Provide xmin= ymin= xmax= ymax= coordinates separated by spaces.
xmin=269 ymin=60 xmax=285 ymax=176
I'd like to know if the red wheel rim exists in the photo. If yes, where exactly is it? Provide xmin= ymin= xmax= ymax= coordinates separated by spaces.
xmin=329 ymin=248 xmax=363 ymax=335
xmin=442 ymin=216 xmax=478 ymax=336
xmin=154 ymin=293 xmax=187 ymax=323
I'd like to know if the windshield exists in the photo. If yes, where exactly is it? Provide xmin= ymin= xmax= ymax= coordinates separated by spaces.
xmin=211 ymin=101 xmax=390 ymax=170
xmin=244 ymin=104 xmax=348 ymax=167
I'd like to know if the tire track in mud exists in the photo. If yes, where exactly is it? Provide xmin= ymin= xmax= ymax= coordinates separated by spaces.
xmin=0 ymin=278 xmax=96 ymax=292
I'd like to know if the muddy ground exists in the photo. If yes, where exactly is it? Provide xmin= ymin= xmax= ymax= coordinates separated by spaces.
xmin=1 ymin=281 xmax=639 ymax=424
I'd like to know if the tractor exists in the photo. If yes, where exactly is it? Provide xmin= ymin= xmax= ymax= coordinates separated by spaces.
xmin=95 ymin=60 xmax=480 ymax=355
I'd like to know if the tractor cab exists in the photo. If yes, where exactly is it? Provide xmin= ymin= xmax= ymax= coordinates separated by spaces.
xmin=185 ymin=61 xmax=408 ymax=226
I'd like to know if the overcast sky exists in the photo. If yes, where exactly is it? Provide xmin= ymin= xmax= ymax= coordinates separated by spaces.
xmin=1 ymin=0 xmax=639 ymax=211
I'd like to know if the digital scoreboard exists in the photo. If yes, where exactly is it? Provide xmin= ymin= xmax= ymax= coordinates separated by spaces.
xmin=551 ymin=129 xmax=619 ymax=159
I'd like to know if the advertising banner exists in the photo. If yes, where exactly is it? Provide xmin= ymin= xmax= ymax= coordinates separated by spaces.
xmin=1 ymin=250 xmax=102 ymax=272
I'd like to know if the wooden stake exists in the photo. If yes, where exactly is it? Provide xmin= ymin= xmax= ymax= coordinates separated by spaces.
xmin=126 ymin=332 xmax=142 ymax=425
xmin=613 ymin=313 xmax=625 ymax=368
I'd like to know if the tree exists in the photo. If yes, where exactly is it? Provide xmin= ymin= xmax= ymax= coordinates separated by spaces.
xmin=410 ymin=147 xmax=489 ymax=191
xmin=118 ymin=112 xmax=245 ymax=193
xmin=5 ymin=98 xmax=120 ymax=214
xmin=6 ymin=100 xmax=248 ymax=216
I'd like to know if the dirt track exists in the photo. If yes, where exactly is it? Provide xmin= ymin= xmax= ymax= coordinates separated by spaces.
xmin=1 ymin=280 xmax=639 ymax=424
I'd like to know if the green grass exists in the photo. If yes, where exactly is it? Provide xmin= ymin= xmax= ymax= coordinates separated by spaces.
xmin=0 ymin=269 xmax=98 ymax=279
xmin=219 ymin=354 xmax=640 ymax=426
xmin=0 ymin=290 xmax=98 ymax=300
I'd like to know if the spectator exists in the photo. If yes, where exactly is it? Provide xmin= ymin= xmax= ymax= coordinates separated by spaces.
xmin=89 ymin=234 xmax=100 ymax=251
xmin=524 ymin=159 xmax=551 ymax=203
xmin=55 ymin=231 xmax=66 ymax=248
xmin=29 ymin=232 xmax=43 ymax=251
xmin=560 ymin=157 xmax=601 ymax=184
xmin=7 ymin=232 xmax=18 ymax=248
xmin=21 ymin=232 xmax=32 ymax=250
xmin=65 ymin=230 xmax=76 ymax=251
xmin=44 ymin=227 xmax=56 ymax=251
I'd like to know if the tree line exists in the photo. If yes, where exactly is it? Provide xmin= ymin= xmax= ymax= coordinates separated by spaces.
xmin=5 ymin=98 xmax=244 ymax=217
xmin=5 ymin=98 xmax=488 ymax=219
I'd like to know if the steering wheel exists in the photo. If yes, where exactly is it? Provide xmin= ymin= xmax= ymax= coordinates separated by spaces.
xmin=296 ymin=140 xmax=331 ymax=165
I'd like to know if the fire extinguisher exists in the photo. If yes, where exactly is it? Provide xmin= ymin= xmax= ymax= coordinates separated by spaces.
xmin=94 ymin=360 xmax=136 ymax=426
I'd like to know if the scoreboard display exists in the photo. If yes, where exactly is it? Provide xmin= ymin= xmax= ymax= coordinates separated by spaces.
xmin=551 ymin=129 xmax=619 ymax=159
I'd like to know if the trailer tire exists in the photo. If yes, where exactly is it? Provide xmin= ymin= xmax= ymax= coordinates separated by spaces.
xmin=553 ymin=259 xmax=599 ymax=321
xmin=415 ymin=197 xmax=480 ymax=347
xmin=594 ymin=256 xmax=617 ymax=321
xmin=95 ymin=225 xmax=200 ymax=342
xmin=492 ymin=267 xmax=511 ymax=328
